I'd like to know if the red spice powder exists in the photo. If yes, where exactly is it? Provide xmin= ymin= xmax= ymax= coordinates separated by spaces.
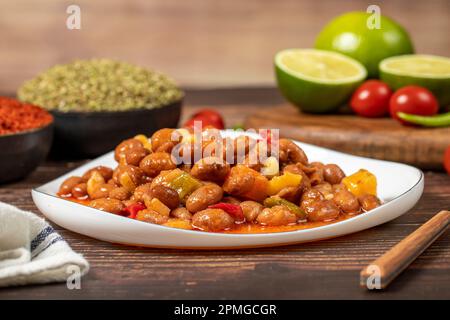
xmin=0 ymin=97 xmax=53 ymax=135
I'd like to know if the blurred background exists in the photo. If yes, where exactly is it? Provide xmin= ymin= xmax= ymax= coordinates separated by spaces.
xmin=0 ymin=0 xmax=449 ymax=92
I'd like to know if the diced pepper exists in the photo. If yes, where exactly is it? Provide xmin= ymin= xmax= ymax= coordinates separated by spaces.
xmin=119 ymin=171 xmax=137 ymax=192
xmin=134 ymin=134 xmax=152 ymax=150
xmin=241 ymin=169 xmax=269 ymax=202
xmin=145 ymin=198 xmax=170 ymax=217
xmin=124 ymin=202 xmax=146 ymax=219
xmin=86 ymin=170 xmax=105 ymax=198
xmin=163 ymin=219 xmax=193 ymax=230
xmin=209 ymin=203 xmax=245 ymax=222
xmin=342 ymin=169 xmax=377 ymax=197
xmin=224 ymin=165 xmax=269 ymax=202
xmin=267 ymin=171 xmax=302 ymax=196
xmin=168 ymin=171 xmax=202 ymax=200
xmin=263 ymin=196 xmax=306 ymax=219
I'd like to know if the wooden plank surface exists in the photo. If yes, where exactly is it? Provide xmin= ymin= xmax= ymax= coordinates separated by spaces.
xmin=0 ymin=88 xmax=449 ymax=299
xmin=0 ymin=0 xmax=449 ymax=92
xmin=245 ymin=105 xmax=450 ymax=170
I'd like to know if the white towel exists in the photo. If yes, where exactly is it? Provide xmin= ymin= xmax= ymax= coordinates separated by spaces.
xmin=0 ymin=201 xmax=89 ymax=287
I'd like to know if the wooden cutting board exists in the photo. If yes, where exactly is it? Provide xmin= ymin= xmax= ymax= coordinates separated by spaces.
xmin=244 ymin=104 xmax=449 ymax=170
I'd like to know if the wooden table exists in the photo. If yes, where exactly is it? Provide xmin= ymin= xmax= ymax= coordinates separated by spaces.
xmin=0 ymin=88 xmax=449 ymax=299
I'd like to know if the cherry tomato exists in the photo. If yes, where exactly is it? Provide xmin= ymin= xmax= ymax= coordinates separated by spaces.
xmin=444 ymin=145 xmax=450 ymax=175
xmin=193 ymin=109 xmax=224 ymax=129
xmin=183 ymin=114 xmax=218 ymax=129
xmin=390 ymin=86 xmax=439 ymax=125
xmin=350 ymin=80 xmax=392 ymax=117
xmin=183 ymin=109 xmax=224 ymax=129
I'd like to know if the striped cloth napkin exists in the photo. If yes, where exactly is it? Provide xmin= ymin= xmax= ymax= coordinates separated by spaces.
xmin=0 ymin=201 xmax=89 ymax=287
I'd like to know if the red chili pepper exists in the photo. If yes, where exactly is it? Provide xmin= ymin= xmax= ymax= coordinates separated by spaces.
xmin=209 ymin=203 xmax=245 ymax=222
xmin=123 ymin=202 xmax=146 ymax=219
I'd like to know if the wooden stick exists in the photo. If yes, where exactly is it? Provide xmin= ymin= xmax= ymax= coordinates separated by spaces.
xmin=360 ymin=210 xmax=450 ymax=289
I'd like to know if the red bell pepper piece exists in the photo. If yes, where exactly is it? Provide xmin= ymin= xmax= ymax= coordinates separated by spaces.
xmin=209 ymin=203 xmax=245 ymax=222
xmin=258 ymin=129 xmax=272 ymax=145
xmin=123 ymin=202 xmax=146 ymax=219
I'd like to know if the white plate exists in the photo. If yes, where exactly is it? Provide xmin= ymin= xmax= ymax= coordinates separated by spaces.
xmin=32 ymin=131 xmax=424 ymax=249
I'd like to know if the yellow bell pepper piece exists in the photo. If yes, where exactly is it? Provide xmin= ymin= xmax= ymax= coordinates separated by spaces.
xmin=145 ymin=198 xmax=170 ymax=217
xmin=134 ymin=134 xmax=152 ymax=151
xmin=86 ymin=171 xmax=105 ymax=198
xmin=342 ymin=169 xmax=377 ymax=197
xmin=267 ymin=172 xmax=303 ymax=196
xmin=163 ymin=219 xmax=193 ymax=230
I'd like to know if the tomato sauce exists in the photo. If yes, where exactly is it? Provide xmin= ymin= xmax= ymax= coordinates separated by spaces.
xmin=63 ymin=196 xmax=361 ymax=234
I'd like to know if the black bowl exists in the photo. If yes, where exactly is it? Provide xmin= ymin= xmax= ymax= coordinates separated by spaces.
xmin=0 ymin=123 xmax=53 ymax=184
xmin=50 ymin=100 xmax=182 ymax=159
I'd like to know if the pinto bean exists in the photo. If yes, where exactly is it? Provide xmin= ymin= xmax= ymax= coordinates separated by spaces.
xmin=323 ymin=164 xmax=346 ymax=185
xmin=131 ymin=183 xmax=153 ymax=202
xmin=113 ymin=164 xmax=144 ymax=190
xmin=151 ymin=128 xmax=178 ymax=152
xmin=309 ymin=167 xmax=324 ymax=186
xmin=240 ymin=201 xmax=263 ymax=222
xmin=89 ymin=183 xmax=114 ymax=200
xmin=59 ymin=176 xmax=84 ymax=196
xmin=114 ymin=139 xmax=144 ymax=162
xmin=278 ymin=139 xmax=308 ymax=165
xmin=124 ymin=147 xmax=149 ymax=166
xmin=359 ymin=194 xmax=381 ymax=211
xmin=186 ymin=183 xmax=223 ymax=213
xmin=301 ymin=188 xmax=325 ymax=204
xmin=276 ymin=186 xmax=302 ymax=203
xmin=82 ymin=166 xmax=113 ymax=181
xmin=192 ymin=208 xmax=234 ymax=231
xmin=222 ymin=196 xmax=241 ymax=205
xmin=171 ymin=207 xmax=192 ymax=220
xmin=89 ymin=198 xmax=124 ymax=214
xmin=304 ymin=200 xmax=340 ymax=222
xmin=256 ymin=205 xmax=297 ymax=226
xmin=301 ymin=188 xmax=326 ymax=214
xmin=109 ymin=186 xmax=131 ymax=201
xmin=72 ymin=183 xmax=87 ymax=199
xmin=333 ymin=187 xmax=360 ymax=213
xmin=136 ymin=209 xmax=169 ymax=225
xmin=190 ymin=157 xmax=230 ymax=183
xmin=150 ymin=185 xmax=180 ymax=209
xmin=139 ymin=152 xmax=176 ymax=177
xmin=222 ymin=166 xmax=255 ymax=196
xmin=313 ymin=183 xmax=334 ymax=200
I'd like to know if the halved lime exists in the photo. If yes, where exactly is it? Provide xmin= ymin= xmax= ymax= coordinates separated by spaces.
xmin=380 ymin=54 xmax=450 ymax=107
xmin=275 ymin=49 xmax=367 ymax=113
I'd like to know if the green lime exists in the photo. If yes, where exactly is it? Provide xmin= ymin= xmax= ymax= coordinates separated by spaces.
xmin=315 ymin=11 xmax=414 ymax=78
xmin=275 ymin=48 xmax=367 ymax=113
xmin=380 ymin=54 xmax=450 ymax=107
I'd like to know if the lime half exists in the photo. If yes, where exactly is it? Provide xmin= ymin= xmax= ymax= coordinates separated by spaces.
xmin=380 ymin=54 xmax=450 ymax=107
xmin=275 ymin=49 xmax=367 ymax=113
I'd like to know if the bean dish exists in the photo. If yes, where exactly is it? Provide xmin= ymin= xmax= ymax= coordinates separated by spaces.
xmin=58 ymin=128 xmax=381 ymax=233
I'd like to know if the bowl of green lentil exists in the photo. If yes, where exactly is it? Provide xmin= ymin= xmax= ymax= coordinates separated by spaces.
xmin=18 ymin=59 xmax=183 ymax=158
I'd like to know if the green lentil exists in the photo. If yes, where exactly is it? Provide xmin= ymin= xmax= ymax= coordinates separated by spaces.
xmin=17 ymin=59 xmax=184 ymax=112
